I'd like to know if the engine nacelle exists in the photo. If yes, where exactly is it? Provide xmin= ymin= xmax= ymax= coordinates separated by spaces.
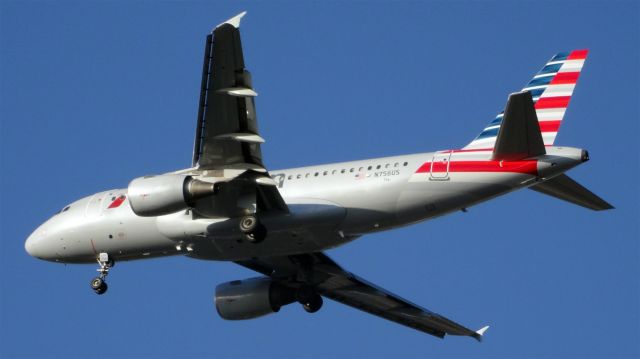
xmin=128 ymin=174 xmax=216 ymax=217
xmin=215 ymin=277 xmax=296 ymax=320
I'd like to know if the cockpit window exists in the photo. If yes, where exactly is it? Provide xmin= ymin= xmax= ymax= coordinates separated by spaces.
xmin=55 ymin=205 xmax=71 ymax=215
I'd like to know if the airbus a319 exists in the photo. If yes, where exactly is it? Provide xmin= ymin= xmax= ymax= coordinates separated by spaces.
xmin=25 ymin=12 xmax=612 ymax=341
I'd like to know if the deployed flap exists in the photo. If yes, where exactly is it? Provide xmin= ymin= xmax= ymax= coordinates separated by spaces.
xmin=193 ymin=12 xmax=264 ymax=169
xmin=492 ymin=91 xmax=546 ymax=161
xmin=529 ymin=174 xmax=614 ymax=211
xmin=235 ymin=253 xmax=487 ymax=341
xmin=236 ymin=170 xmax=289 ymax=213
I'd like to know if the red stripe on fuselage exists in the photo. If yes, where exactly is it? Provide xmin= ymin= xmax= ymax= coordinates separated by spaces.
xmin=550 ymin=72 xmax=580 ymax=84
xmin=452 ymin=148 xmax=494 ymax=153
xmin=535 ymin=96 xmax=571 ymax=109
xmin=416 ymin=160 xmax=538 ymax=175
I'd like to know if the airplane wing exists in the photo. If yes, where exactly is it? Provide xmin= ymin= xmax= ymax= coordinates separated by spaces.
xmin=235 ymin=252 xmax=489 ymax=341
xmin=191 ymin=13 xmax=287 ymax=215
xmin=192 ymin=12 xmax=264 ymax=171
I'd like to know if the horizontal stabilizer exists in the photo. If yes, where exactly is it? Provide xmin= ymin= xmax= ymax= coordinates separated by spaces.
xmin=530 ymin=174 xmax=614 ymax=211
xmin=493 ymin=91 xmax=546 ymax=161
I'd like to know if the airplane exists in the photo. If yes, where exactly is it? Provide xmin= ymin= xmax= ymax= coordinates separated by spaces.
xmin=25 ymin=12 xmax=613 ymax=341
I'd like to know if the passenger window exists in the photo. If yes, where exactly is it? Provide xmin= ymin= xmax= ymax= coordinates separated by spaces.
xmin=305 ymin=173 xmax=310 ymax=178
xmin=314 ymin=172 xmax=319 ymax=177
xmin=296 ymin=174 xmax=301 ymax=179
xmin=341 ymin=169 xmax=346 ymax=174
xmin=323 ymin=171 xmax=328 ymax=176
xmin=385 ymin=164 xmax=390 ymax=168
xmin=332 ymin=170 xmax=337 ymax=175
xmin=350 ymin=168 xmax=354 ymax=173
xmin=367 ymin=166 xmax=372 ymax=170
xmin=288 ymin=175 xmax=292 ymax=180
xmin=394 ymin=163 xmax=399 ymax=167
xmin=403 ymin=162 xmax=408 ymax=166
xmin=376 ymin=165 xmax=381 ymax=169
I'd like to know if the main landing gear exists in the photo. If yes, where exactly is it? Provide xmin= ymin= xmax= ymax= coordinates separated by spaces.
xmin=239 ymin=214 xmax=266 ymax=243
xmin=90 ymin=252 xmax=113 ymax=295
xmin=296 ymin=286 xmax=323 ymax=313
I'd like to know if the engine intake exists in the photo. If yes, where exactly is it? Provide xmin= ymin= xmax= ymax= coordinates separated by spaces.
xmin=215 ymin=277 xmax=296 ymax=320
xmin=128 ymin=174 xmax=216 ymax=217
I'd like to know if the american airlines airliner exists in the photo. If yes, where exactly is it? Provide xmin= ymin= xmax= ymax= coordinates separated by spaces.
xmin=25 ymin=12 xmax=612 ymax=341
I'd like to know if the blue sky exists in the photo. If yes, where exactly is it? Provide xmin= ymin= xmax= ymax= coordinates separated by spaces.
xmin=1 ymin=1 xmax=638 ymax=358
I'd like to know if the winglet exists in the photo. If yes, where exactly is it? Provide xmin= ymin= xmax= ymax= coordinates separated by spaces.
xmin=216 ymin=11 xmax=247 ymax=30
xmin=473 ymin=325 xmax=490 ymax=342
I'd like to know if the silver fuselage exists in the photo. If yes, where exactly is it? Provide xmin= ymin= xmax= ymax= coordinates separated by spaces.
xmin=25 ymin=146 xmax=585 ymax=264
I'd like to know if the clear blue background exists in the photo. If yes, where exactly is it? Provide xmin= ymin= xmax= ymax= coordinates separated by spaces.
xmin=1 ymin=1 xmax=638 ymax=358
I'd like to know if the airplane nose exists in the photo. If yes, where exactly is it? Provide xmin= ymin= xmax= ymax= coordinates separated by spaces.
xmin=25 ymin=226 xmax=51 ymax=259
xmin=25 ymin=231 xmax=39 ymax=257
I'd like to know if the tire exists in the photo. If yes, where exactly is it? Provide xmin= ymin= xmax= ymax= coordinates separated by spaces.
xmin=244 ymin=224 xmax=267 ymax=244
xmin=90 ymin=277 xmax=104 ymax=290
xmin=94 ymin=282 xmax=108 ymax=295
xmin=239 ymin=215 xmax=258 ymax=233
xmin=302 ymin=294 xmax=323 ymax=313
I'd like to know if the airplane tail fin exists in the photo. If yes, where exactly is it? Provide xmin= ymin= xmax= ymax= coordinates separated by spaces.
xmin=530 ymin=174 xmax=614 ymax=211
xmin=464 ymin=50 xmax=589 ymax=150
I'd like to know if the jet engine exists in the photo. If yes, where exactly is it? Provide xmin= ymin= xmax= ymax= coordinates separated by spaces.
xmin=215 ymin=277 xmax=296 ymax=320
xmin=128 ymin=174 xmax=216 ymax=217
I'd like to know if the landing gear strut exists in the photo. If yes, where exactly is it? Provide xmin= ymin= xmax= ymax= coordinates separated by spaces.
xmin=239 ymin=215 xmax=266 ymax=243
xmin=90 ymin=252 xmax=113 ymax=295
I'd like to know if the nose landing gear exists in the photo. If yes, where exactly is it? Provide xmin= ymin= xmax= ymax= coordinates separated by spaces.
xmin=90 ymin=252 xmax=113 ymax=295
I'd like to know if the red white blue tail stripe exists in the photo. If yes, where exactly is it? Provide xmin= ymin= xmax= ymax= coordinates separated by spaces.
xmin=464 ymin=50 xmax=588 ymax=150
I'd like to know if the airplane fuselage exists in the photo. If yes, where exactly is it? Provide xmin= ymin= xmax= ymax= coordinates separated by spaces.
xmin=25 ymin=146 xmax=586 ymax=264
xmin=22 ymin=12 xmax=610 ymax=340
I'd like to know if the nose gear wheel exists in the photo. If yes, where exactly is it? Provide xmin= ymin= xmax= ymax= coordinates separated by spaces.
xmin=90 ymin=252 xmax=113 ymax=295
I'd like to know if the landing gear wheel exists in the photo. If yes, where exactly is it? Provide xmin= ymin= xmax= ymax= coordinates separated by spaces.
xmin=239 ymin=215 xmax=258 ymax=233
xmin=90 ymin=252 xmax=113 ymax=295
xmin=302 ymin=294 xmax=323 ymax=313
xmin=90 ymin=277 xmax=104 ymax=290
xmin=244 ymin=224 xmax=267 ymax=244
xmin=90 ymin=277 xmax=108 ymax=295
xmin=240 ymin=215 xmax=266 ymax=243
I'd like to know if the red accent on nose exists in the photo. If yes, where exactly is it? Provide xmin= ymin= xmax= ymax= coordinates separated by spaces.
xmin=108 ymin=196 xmax=126 ymax=209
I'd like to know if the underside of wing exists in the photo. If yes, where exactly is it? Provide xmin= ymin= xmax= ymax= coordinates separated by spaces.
xmin=235 ymin=252 xmax=488 ymax=341
xmin=188 ymin=13 xmax=288 ymax=217
xmin=193 ymin=12 xmax=264 ymax=170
